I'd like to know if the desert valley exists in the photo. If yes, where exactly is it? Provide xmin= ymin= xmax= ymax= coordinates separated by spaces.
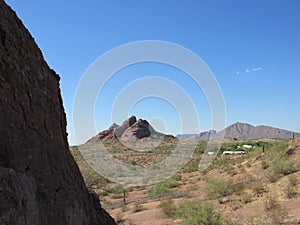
xmin=70 ymin=116 xmax=300 ymax=224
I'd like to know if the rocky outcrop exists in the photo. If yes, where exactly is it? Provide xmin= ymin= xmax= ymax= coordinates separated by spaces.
xmin=114 ymin=116 xmax=137 ymax=138
xmin=0 ymin=1 xmax=116 ymax=224
xmin=87 ymin=116 xmax=167 ymax=143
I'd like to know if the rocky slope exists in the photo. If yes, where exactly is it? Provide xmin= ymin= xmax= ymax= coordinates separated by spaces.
xmin=0 ymin=1 xmax=116 ymax=224
xmin=87 ymin=116 xmax=168 ymax=143
xmin=177 ymin=122 xmax=299 ymax=140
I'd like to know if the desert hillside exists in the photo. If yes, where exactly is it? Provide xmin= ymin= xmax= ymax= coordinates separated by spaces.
xmin=71 ymin=135 xmax=300 ymax=224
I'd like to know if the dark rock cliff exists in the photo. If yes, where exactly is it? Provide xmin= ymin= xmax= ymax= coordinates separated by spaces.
xmin=0 ymin=1 xmax=116 ymax=224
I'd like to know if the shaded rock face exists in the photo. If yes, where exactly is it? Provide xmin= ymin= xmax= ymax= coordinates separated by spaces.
xmin=128 ymin=119 xmax=152 ymax=139
xmin=0 ymin=1 xmax=116 ymax=225
xmin=87 ymin=116 xmax=166 ymax=143
xmin=114 ymin=115 xmax=137 ymax=138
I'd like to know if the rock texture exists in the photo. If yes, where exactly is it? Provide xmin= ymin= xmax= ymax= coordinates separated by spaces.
xmin=87 ymin=116 xmax=167 ymax=143
xmin=177 ymin=122 xmax=299 ymax=140
xmin=0 ymin=1 xmax=116 ymax=224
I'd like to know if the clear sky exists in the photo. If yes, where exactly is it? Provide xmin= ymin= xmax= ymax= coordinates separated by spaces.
xmin=5 ymin=0 xmax=300 ymax=145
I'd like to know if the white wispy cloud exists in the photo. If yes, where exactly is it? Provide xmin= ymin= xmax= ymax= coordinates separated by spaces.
xmin=237 ymin=66 xmax=263 ymax=75
xmin=252 ymin=67 xmax=262 ymax=72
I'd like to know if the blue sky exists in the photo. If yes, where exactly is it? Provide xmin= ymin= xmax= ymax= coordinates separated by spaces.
xmin=5 ymin=0 xmax=300 ymax=145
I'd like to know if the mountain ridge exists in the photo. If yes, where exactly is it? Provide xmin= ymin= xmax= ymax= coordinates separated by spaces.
xmin=88 ymin=117 xmax=299 ymax=143
xmin=177 ymin=122 xmax=299 ymax=140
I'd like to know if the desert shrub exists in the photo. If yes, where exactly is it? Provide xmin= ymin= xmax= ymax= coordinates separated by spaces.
xmin=166 ymin=179 xmax=180 ymax=189
xmin=171 ymin=172 xmax=182 ymax=181
xmin=265 ymin=140 xmax=289 ymax=162
xmin=214 ymin=156 xmax=230 ymax=166
xmin=286 ymin=185 xmax=297 ymax=199
xmin=115 ymin=211 xmax=124 ymax=223
xmin=228 ymin=168 xmax=238 ymax=176
xmin=187 ymin=162 xmax=198 ymax=173
xmin=159 ymin=197 xmax=176 ymax=217
xmin=267 ymin=172 xmax=279 ymax=183
xmin=132 ymin=201 xmax=145 ymax=212
xmin=84 ymin=171 xmax=109 ymax=191
xmin=251 ymin=182 xmax=265 ymax=195
xmin=174 ymin=200 xmax=222 ymax=225
xmin=147 ymin=182 xmax=170 ymax=198
xmin=195 ymin=147 xmax=205 ymax=154
xmin=111 ymin=184 xmax=125 ymax=199
xmin=288 ymin=174 xmax=298 ymax=186
xmin=129 ymin=160 xmax=137 ymax=165
xmin=274 ymin=141 xmax=290 ymax=155
xmin=162 ymin=173 xmax=182 ymax=189
xmin=285 ymin=175 xmax=298 ymax=199
xmin=268 ymin=158 xmax=296 ymax=181
xmin=234 ymin=182 xmax=245 ymax=195
xmin=147 ymin=174 xmax=182 ymax=199
xmin=261 ymin=160 xmax=269 ymax=169
xmin=247 ymin=148 xmax=263 ymax=159
xmin=201 ymin=165 xmax=212 ymax=175
xmin=245 ymin=161 xmax=252 ymax=168
xmin=242 ymin=192 xmax=253 ymax=204
xmin=204 ymin=177 xmax=234 ymax=199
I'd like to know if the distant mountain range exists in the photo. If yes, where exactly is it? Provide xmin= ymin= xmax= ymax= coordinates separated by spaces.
xmin=87 ymin=116 xmax=299 ymax=143
xmin=176 ymin=122 xmax=299 ymax=140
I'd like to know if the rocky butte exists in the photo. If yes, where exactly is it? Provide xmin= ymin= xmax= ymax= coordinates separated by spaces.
xmin=87 ymin=115 xmax=169 ymax=143
xmin=0 ymin=1 xmax=116 ymax=224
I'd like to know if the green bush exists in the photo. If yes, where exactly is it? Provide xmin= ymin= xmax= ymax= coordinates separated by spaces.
xmin=187 ymin=162 xmax=198 ymax=173
xmin=174 ymin=200 xmax=222 ymax=225
xmin=147 ymin=175 xmax=182 ymax=198
xmin=159 ymin=197 xmax=176 ymax=217
xmin=129 ymin=160 xmax=137 ymax=165
xmin=171 ymin=172 xmax=182 ymax=181
xmin=204 ymin=177 xmax=234 ymax=198
xmin=110 ymin=184 xmax=125 ymax=199
xmin=85 ymin=173 xmax=109 ymax=190
xmin=147 ymin=182 xmax=170 ymax=198
xmin=269 ymin=158 xmax=296 ymax=176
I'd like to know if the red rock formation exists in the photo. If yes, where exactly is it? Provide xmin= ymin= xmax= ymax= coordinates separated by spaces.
xmin=0 ymin=1 xmax=116 ymax=224
xmin=87 ymin=116 xmax=168 ymax=143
